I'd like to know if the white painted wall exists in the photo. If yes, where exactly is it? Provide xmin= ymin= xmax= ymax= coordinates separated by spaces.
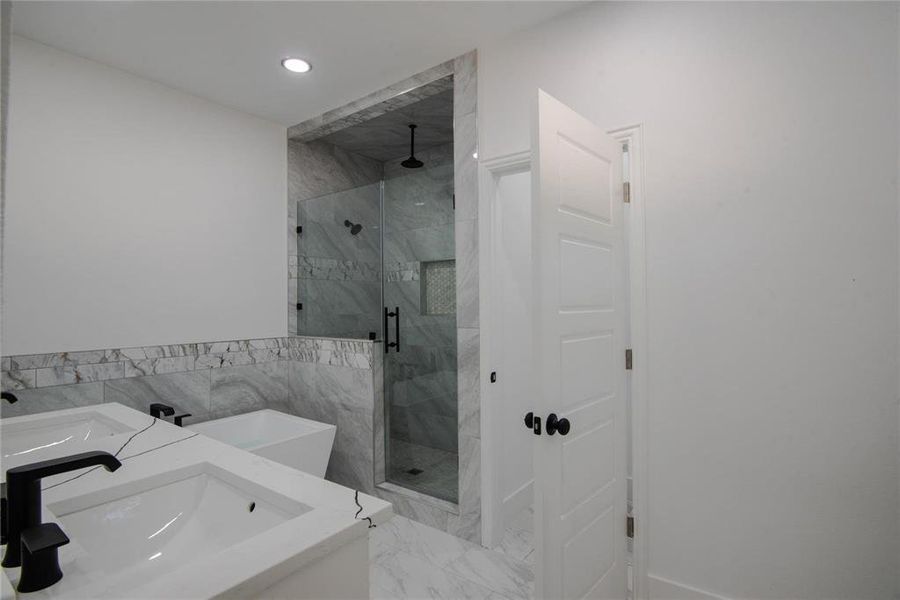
xmin=4 ymin=36 xmax=287 ymax=355
xmin=478 ymin=3 xmax=899 ymax=598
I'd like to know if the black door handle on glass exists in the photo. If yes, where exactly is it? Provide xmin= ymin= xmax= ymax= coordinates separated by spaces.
xmin=546 ymin=413 xmax=571 ymax=436
xmin=384 ymin=307 xmax=400 ymax=353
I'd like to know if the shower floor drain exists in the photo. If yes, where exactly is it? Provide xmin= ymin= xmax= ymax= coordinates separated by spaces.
xmin=406 ymin=468 xmax=424 ymax=476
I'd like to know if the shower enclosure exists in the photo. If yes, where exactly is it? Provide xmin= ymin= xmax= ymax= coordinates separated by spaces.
xmin=296 ymin=138 xmax=458 ymax=503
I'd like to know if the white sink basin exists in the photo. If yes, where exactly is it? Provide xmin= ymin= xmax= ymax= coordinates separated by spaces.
xmin=1 ymin=411 xmax=134 ymax=470
xmin=45 ymin=463 xmax=309 ymax=596
xmin=1 ymin=403 xmax=389 ymax=599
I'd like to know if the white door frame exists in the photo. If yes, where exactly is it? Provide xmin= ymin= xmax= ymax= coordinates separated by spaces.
xmin=478 ymin=149 xmax=533 ymax=549
xmin=479 ymin=123 xmax=648 ymax=599
xmin=609 ymin=124 xmax=649 ymax=600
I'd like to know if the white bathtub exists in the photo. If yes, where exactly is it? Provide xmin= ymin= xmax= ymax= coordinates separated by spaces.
xmin=187 ymin=410 xmax=335 ymax=478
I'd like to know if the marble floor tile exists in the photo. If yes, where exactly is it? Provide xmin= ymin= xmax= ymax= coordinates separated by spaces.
xmin=371 ymin=513 xmax=470 ymax=566
xmin=495 ymin=525 xmax=535 ymax=564
xmin=493 ymin=505 xmax=535 ymax=564
xmin=370 ymin=515 xmax=533 ymax=599
xmin=371 ymin=549 xmax=507 ymax=600
xmin=441 ymin=545 xmax=533 ymax=599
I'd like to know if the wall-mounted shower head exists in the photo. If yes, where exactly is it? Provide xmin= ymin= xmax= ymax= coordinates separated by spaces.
xmin=344 ymin=219 xmax=363 ymax=235
xmin=401 ymin=124 xmax=424 ymax=169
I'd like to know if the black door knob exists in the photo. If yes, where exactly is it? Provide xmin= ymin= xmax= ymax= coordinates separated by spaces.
xmin=524 ymin=412 xmax=534 ymax=429
xmin=546 ymin=413 xmax=571 ymax=436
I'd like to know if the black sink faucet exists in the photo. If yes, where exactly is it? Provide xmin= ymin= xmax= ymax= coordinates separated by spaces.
xmin=149 ymin=402 xmax=175 ymax=419
xmin=2 ymin=451 xmax=121 ymax=578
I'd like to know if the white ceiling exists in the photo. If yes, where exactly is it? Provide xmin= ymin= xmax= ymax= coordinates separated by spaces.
xmin=11 ymin=1 xmax=583 ymax=126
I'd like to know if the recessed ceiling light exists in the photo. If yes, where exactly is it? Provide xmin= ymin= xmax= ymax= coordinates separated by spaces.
xmin=282 ymin=58 xmax=311 ymax=73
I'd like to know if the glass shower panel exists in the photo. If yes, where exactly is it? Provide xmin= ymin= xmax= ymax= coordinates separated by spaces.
xmin=296 ymin=182 xmax=383 ymax=339
xmin=382 ymin=146 xmax=458 ymax=503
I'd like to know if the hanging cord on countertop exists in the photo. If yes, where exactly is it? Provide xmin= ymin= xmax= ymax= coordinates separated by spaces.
xmin=354 ymin=489 xmax=376 ymax=528
xmin=39 ymin=416 xmax=194 ymax=493
xmin=118 ymin=432 xmax=198 ymax=462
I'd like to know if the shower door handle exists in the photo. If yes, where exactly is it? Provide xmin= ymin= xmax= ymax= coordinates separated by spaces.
xmin=384 ymin=306 xmax=400 ymax=353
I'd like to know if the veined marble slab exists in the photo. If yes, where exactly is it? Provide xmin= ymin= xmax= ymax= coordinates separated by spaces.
xmin=1 ymin=336 xmax=375 ymax=391
xmin=288 ymin=69 xmax=453 ymax=141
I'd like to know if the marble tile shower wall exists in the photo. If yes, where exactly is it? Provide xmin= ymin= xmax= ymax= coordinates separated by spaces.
xmin=372 ymin=51 xmax=481 ymax=543
xmin=288 ymin=139 xmax=383 ymax=338
xmin=383 ymin=143 xmax=458 ymax=455
xmin=448 ymin=50 xmax=481 ymax=542
xmin=284 ymin=51 xmax=480 ymax=543
xmin=1 ymin=336 xmax=381 ymax=493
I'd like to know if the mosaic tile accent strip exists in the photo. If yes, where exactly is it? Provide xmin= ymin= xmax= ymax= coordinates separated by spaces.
xmin=294 ymin=256 xmax=381 ymax=282
xmin=385 ymin=261 xmax=421 ymax=283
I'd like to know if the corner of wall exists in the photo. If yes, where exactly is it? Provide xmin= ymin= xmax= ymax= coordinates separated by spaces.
xmin=0 ymin=0 xmax=11 ymax=363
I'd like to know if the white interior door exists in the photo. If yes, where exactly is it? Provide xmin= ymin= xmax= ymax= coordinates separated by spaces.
xmin=531 ymin=90 xmax=627 ymax=600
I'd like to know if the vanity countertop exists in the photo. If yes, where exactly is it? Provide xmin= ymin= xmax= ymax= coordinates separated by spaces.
xmin=0 ymin=403 xmax=391 ymax=599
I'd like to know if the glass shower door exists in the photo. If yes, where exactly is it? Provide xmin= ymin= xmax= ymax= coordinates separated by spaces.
xmin=294 ymin=149 xmax=459 ymax=504
xmin=296 ymin=182 xmax=383 ymax=339
xmin=382 ymin=148 xmax=458 ymax=503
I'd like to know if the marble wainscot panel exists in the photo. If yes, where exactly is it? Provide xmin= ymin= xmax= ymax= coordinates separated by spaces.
xmin=1 ymin=336 xmax=380 ymax=495
xmin=288 ymin=357 xmax=380 ymax=493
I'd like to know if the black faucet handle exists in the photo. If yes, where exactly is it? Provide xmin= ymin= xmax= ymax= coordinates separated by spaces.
xmin=21 ymin=522 xmax=69 ymax=553
xmin=3 ymin=451 xmax=120 ymax=570
xmin=18 ymin=523 xmax=69 ymax=593
xmin=149 ymin=403 xmax=175 ymax=418
xmin=173 ymin=413 xmax=192 ymax=427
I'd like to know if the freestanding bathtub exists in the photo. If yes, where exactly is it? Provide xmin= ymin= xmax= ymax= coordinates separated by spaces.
xmin=187 ymin=409 xmax=336 ymax=478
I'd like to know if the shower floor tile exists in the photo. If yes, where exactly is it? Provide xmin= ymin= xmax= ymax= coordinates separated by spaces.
xmin=388 ymin=439 xmax=459 ymax=503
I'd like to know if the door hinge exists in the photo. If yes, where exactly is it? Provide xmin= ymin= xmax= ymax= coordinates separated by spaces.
xmin=296 ymin=225 xmax=302 ymax=235
xmin=623 ymin=181 xmax=631 ymax=204
xmin=626 ymin=515 xmax=635 ymax=539
xmin=625 ymin=348 xmax=633 ymax=370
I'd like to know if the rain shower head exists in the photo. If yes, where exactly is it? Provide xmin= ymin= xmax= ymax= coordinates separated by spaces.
xmin=401 ymin=124 xmax=424 ymax=169
xmin=344 ymin=219 xmax=363 ymax=235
